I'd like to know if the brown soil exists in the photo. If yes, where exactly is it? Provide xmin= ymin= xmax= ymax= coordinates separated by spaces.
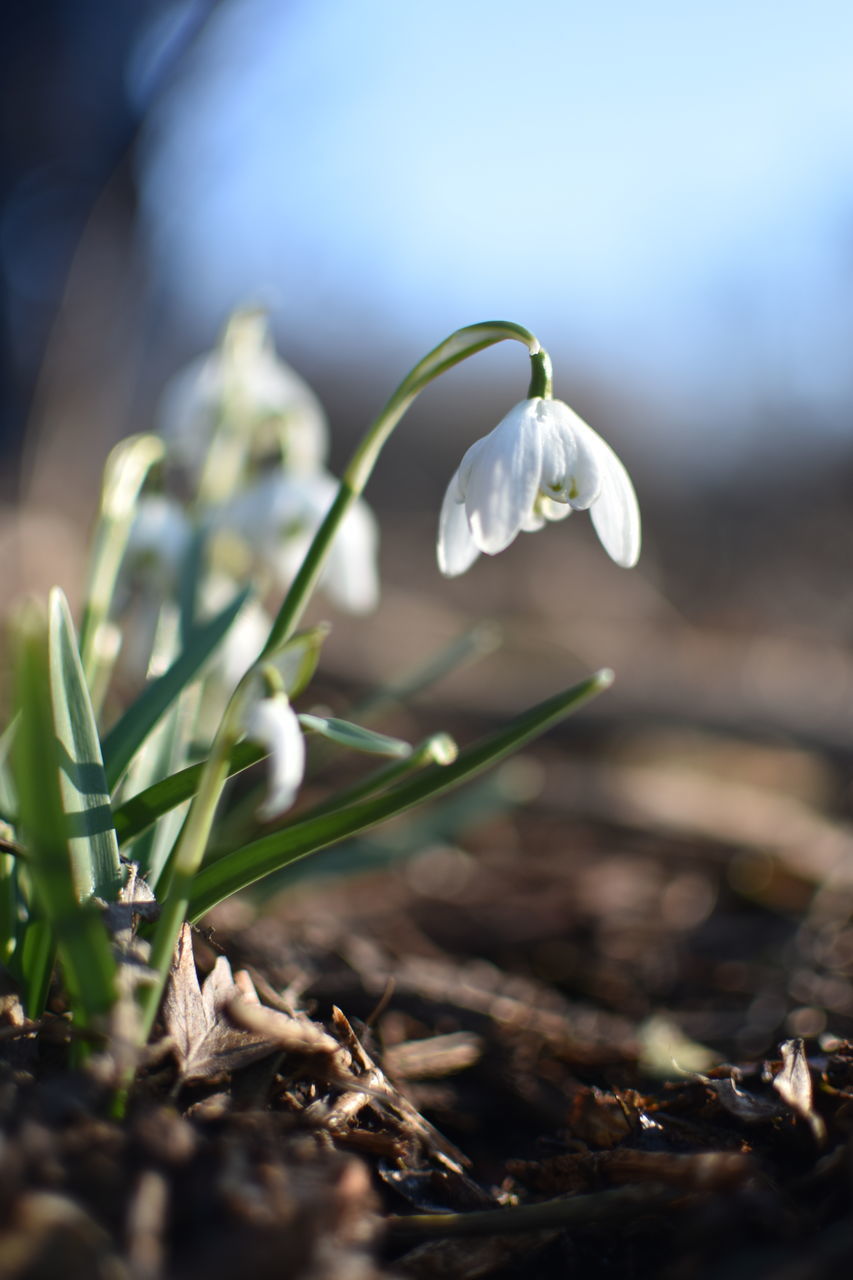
xmin=3 ymin=710 xmax=853 ymax=1280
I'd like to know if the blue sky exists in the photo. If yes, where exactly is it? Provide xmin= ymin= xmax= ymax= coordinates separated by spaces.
xmin=138 ymin=0 xmax=853 ymax=450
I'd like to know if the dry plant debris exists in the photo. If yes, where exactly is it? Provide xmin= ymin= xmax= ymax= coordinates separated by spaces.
xmin=3 ymin=726 xmax=853 ymax=1276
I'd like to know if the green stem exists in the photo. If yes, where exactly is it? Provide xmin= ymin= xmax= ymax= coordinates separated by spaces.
xmin=263 ymin=321 xmax=547 ymax=654
xmin=527 ymin=349 xmax=553 ymax=399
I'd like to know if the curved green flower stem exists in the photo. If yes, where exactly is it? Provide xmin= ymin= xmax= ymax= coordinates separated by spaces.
xmin=187 ymin=669 xmax=612 ymax=920
xmin=263 ymin=321 xmax=550 ymax=656
xmin=527 ymin=349 xmax=553 ymax=400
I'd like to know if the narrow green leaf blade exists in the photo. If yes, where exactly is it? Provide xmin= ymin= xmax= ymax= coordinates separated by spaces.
xmin=13 ymin=599 xmax=117 ymax=1021
xmin=0 ymin=716 xmax=18 ymax=821
xmin=187 ymin=669 xmax=613 ymax=919
xmin=112 ymin=741 xmax=264 ymax=847
xmin=49 ymin=589 xmax=123 ymax=901
xmin=298 ymin=713 xmax=412 ymax=758
xmin=102 ymin=587 xmax=249 ymax=790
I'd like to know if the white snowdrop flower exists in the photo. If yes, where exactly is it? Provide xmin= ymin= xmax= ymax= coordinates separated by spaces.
xmin=124 ymin=494 xmax=192 ymax=594
xmin=200 ymin=576 xmax=273 ymax=696
xmin=157 ymin=317 xmax=329 ymax=476
xmin=220 ymin=470 xmax=380 ymax=614
xmin=437 ymin=397 xmax=640 ymax=575
xmin=242 ymin=692 xmax=305 ymax=819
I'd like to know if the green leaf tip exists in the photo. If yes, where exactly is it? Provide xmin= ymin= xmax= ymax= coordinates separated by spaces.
xmin=298 ymin=713 xmax=412 ymax=759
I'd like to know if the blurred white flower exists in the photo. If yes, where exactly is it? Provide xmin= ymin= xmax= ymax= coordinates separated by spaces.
xmin=200 ymin=576 xmax=273 ymax=695
xmin=219 ymin=470 xmax=380 ymax=614
xmin=124 ymin=494 xmax=192 ymax=594
xmin=242 ymin=692 xmax=305 ymax=819
xmin=437 ymin=397 xmax=640 ymax=574
xmin=157 ymin=313 xmax=329 ymax=477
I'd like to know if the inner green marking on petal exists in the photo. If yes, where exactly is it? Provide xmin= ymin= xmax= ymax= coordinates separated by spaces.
xmin=278 ymin=518 xmax=306 ymax=540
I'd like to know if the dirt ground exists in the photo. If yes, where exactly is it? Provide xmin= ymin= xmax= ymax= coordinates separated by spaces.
xmin=3 ymin=476 xmax=853 ymax=1279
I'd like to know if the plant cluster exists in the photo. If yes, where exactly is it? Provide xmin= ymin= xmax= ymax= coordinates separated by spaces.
xmin=1 ymin=316 xmax=640 ymax=1069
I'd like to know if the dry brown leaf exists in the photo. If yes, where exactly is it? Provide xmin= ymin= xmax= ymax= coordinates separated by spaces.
xmin=162 ymin=924 xmax=281 ymax=1081
xmin=699 ymin=1074 xmax=783 ymax=1123
xmin=772 ymin=1038 xmax=826 ymax=1143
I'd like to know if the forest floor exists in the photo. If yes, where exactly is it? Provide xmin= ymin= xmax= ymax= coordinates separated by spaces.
xmin=3 ymin=706 xmax=853 ymax=1279
xmin=3 ymin=478 xmax=853 ymax=1278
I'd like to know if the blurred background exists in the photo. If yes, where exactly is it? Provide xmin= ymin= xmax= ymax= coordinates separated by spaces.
xmin=5 ymin=0 xmax=853 ymax=1060
xmin=3 ymin=0 xmax=853 ymax=741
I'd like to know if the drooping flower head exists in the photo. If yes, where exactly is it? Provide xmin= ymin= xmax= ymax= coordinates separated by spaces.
xmin=438 ymin=397 xmax=640 ymax=575
xmin=216 ymin=469 xmax=380 ymax=615
xmin=157 ymin=311 xmax=329 ymax=480
xmin=242 ymin=691 xmax=306 ymax=819
xmin=124 ymin=494 xmax=193 ymax=593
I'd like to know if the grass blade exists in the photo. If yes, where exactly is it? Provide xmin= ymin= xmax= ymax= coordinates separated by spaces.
xmin=49 ymin=590 xmax=123 ymax=901
xmin=0 ymin=717 xmax=18 ymax=821
xmin=112 ymin=741 xmax=263 ymax=847
xmin=187 ymin=669 xmax=613 ymax=919
xmin=13 ymin=599 xmax=117 ymax=1022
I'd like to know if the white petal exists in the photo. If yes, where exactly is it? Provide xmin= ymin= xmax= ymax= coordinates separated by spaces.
xmin=125 ymin=495 xmax=192 ymax=592
xmin=214 ymin=598 xmax=272 ymax=694
xmin=539 ymin=401 xmax=601 ymax=509
xmin=537 ymin=404 xmax=577 ymax=501
xmin=157 ymin=319 xmax=329 ymax=477
xmin=156 ymin=354 xmax=220 ymax=473
xmin=575 ymin=420 xmax=641 ymax=568
xmin=519 ymin=506 xmax=546 ymax=533
xmin=217 ymin=470 xmax=381 ymax=611
xmin=243 ymin=695 xmax=305 ymax=819
xmin=323 ymin=498 xmax=380 ymax=613
xmin=437 ymin=477 xmax=480 ymax=576
xmin=463 ymin=401 xmax=543 ymax=555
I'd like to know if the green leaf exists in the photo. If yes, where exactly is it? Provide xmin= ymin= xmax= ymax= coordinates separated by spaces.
xmin=298 ymin=713 xmax=412 ymax=758
xmin=79 ymin=432 xmax=166 ymax=674
xmin=102 ymin=587 xmax=249 ymax=790
xmin=0 ymin=849 xmax=19 ymax=971
xmin=187 ymin=669 xmax=613 ymax=920
xmin=112 ymin=722 xmax=440 ymax=853
xmin=271 ymin=625 xmax=328 ymax=699
xmin=0 ymin=717 xmax=19 ymax=821
xmin=126 ymin=701 xmax=194 ymax=891
xmin=18 ymin=918 xmax=54 ymax=1020
xmin=13 ymin=597 xmax=117 ymax=1022
xmin=112 ymin=741 xmax=264 ymax=847
xmin=49 ymin=590 xmax=123 ymax=901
